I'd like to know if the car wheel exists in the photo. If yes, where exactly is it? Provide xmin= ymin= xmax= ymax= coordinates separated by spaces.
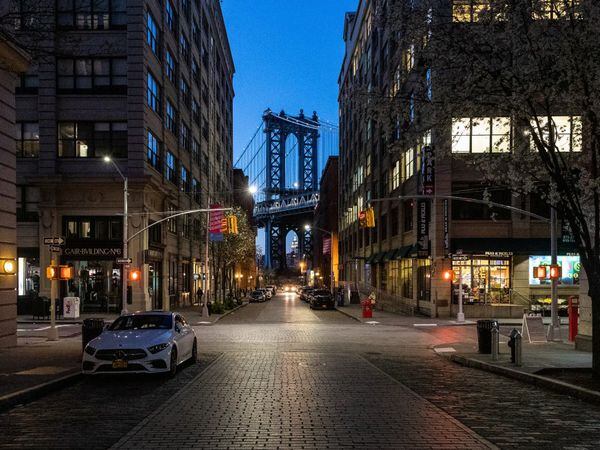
xmin=190 ymin=339 xmax=198 ymax=363
xmin=169 ymin=347 xmax=178 ymax=377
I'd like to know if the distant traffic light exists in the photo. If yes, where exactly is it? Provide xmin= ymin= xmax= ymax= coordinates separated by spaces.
xmin=129 ymin=269 xmax=142 ymax=282
xmin=358 ymin=210 xmax=368 ymax=228
xmin=221 ymin=215 xmax=239 ymax=234
xmin=549 ymin=264 xmax=562 ymax=280
xmin=366 ymin=207 xmax=376 ymax=228
xmin=59 ymin=265 xmax=74 ymax=280
xmin=443 ymin=270 xmax=454 ymax=281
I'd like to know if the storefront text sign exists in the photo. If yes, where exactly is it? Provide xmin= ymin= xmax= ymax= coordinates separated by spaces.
xmin=484 ymin=251 xmax=513 ymax=257
xmin=63 ymin=247 xmax=122 ymax=258
xmin=443 ymin=199 xmax=449 ymax=255
xmin=417 ymin=200 xmax=429 ymax=255
xmin=420 ymin=146 xmax=435 ymax=196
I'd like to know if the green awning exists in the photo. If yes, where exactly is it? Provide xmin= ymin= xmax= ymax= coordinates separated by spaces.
xmin=381 ymin=250 xmax=396 ymax=262
xmin=394 ymin=245 xmax=416 ymax=259
xmin=371 ymin=252 xmax=383 ymax=264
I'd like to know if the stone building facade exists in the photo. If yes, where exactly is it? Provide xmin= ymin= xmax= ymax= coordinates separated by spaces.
xmin=11 ymin=0 xmax=234 ymax=313
xmin=0 ymin=35 xmax=29 ymax=347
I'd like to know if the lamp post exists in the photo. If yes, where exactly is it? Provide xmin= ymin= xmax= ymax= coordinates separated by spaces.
xmin=304 ymin=224 xmax=336 ymax=293
xmin=104 ymin=156 xmax=128 ymax=314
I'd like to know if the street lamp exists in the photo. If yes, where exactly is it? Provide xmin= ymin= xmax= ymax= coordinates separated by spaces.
xmin=104 ymin=156 xmax=129 ymax=314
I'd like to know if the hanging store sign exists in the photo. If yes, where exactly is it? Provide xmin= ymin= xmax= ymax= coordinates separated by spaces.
xmin=420 ymin=146 xmax=435 ymax=196
xmin=443 ymin=199 xmax=449 ymax=256
xmin=417 ymin=200 xmax=429 ymax=256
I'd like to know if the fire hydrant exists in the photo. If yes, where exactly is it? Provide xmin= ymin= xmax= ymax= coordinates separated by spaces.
xmin=361 ymin=294 xmax=376 ymax=319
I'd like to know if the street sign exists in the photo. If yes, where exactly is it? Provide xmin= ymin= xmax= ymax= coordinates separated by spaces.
xmin=44 ymin=237 xmax=65 ymax=246
xmin=49 ymin=245 xmax=62 ymax=253
xmin=116 ymin=258 xmax=132 ymax=264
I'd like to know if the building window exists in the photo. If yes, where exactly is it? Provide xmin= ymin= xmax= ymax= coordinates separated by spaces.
xmin=16 ymin=122 xmax=39 ymax=158
xmin=147 ymin=71 xmax=161 ymax=114
xmin=180 ymin=34 xmax=190 ymax=63
xmin=180 ymin=122 xmax=190 ymax=151
xmin=192 ymin=178 xmax=200 ymax=203
xmin=452 ymin=1 xmax=507 ymax=22
xmin=192 ymin=19 xmax=201 ymax=46
xmin=192 ymin=59 xmax=199 ymax=85
xmin=181 ymin=215 xmax=191 ymax=239
xmin=57 ymin=58 xmax=126 ymax=92
xmin=181 ymin=165 xmax=190 ymax=193
xmin=452 ymin=117 xmax=511 ymax=153
xmin=167 ymin=205 xmax=177 ymax=234
xmin=16 ymin=186 xmax=39 ymax=222
xmin=192 ymin=99 xmax=200 ymax=126
xmin=403 ymin=147 xmax=415 ymax=180
xmin=165 ymin=49 xmax=176 ymax=83
xmin=166 ymin=151 xmax=177 ymax=184
xmin=16 ymin=70 xmax=39 ymax=94
xmin=166 ymin=100 xmax=177 ymax=134
xmin=400 ymin=259 xmax=413 ymax=298
xmin=149 ymin=221 xmax=162 ymax=246
xmin=58 ymin=122 xmax=127 ymax=158
xmin=147 ymin=130 xmax=161 ymax=171
xmin=530 ymin=116 xmax=582 ymax=153
xmin=533 ymin=0 xmax=580 ymax=20
xmin=63 ymin=216 xmax=122 ymax=241
xmin=166 ymin=0 xmax=177 ymax=32
xmin=192 ymin=139 xmax=201 ymax=166
xmin=57 ymin=0 xmax=126 ymax=30
xmin=403 ymin=200 xmax=414 ymax=231
xmin=146 ymin=10 xmax=160 ymax=57
xmin=391 ymin=207 xmax=399 ymax=236
xmin=180 ymin=78 xmax=190 ymax=106
xmin=452 ymin=186 xmax=512 ymax=220
xmin=391 ymin=160 xmax=401 ymax=191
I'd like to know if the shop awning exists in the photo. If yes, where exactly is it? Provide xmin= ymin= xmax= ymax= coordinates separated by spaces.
xmin=394 ymin=245 xmax=417 ymax=259
xmin=381 ymin=250 xmax=396 ymax=262
xmin=451 ymin=238 xmax=578 ymax=256
xmin=371 ymin=252 xmax=384 ymax=264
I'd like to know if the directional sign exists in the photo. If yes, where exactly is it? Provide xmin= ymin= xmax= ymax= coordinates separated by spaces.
xmin=44 ymin=237 xmax=65 ymax=246
xmin=49 ymin=245 xmax=62 ymax=253
xmin=116 ymin=258 xmax=132 ymax=264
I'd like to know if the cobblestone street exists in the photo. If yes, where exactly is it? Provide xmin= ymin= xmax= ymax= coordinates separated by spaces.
xmin=1 ymin=293 xmax=599 ymax=449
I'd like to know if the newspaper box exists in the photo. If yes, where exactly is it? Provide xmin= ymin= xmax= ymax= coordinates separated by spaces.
xmin=63 ymin=297 xmax=80 ymax=319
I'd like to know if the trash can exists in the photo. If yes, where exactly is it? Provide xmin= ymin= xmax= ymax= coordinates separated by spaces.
xmin=82 ymin=318 xmax=105 ymax=351
xmin=477 ymin=319 xmax=499 ymax=354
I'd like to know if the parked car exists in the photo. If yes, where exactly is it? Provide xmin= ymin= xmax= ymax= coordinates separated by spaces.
xmin=82 ymin=311 xmax=197 ymax=376
xmin=266 ymin=285 xmax=277 ymax=295
xmin=258 ymin=288 xmax=272 ymax=299
xmin=300 ymin=287 xmax=315 ymax=302
xmin=250 ymin=290 xmax=266 ymax=303
xmin=310 ymin=289 xmax=335 ymax=310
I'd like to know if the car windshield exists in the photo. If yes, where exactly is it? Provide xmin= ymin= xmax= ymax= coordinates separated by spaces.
xmin=109 ymin=315 xmax=172 ymax=331
xmin=314 ymin=290 xmax=331 ymax=296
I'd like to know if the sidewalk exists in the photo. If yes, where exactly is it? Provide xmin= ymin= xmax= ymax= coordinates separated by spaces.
xmin=435 ymin=337 xmax=598 ymax=404
xmin=2 ymin=302 xmax=247 ymax=412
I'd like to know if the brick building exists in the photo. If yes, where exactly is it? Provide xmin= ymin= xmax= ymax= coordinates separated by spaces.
xmin=10 ymin=0 xmax=234 ymax=313
xmin=338 ymin=0 xmax=582 ymax=321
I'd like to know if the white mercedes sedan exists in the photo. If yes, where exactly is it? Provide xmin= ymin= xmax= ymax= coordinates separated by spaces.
xmin=82 ymin=311 xmax=197 ymax=376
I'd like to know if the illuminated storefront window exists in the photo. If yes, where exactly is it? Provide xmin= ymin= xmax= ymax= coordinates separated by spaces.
xmin=452 ymin=255 xmax=511 ymax=303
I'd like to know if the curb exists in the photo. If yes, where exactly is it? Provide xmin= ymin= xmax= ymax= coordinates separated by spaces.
xmin=448 ymin=353 xmax=600 ymax=405
xmin=211 ymin=302 xmax=248 ymax=324
xmin=335 ymin=307 xmax=363 ymax=323
xmin=0 ymin=371 xmax=82 ymax=413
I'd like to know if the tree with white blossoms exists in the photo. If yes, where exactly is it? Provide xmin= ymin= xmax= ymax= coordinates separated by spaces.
xmin=354 ymin=0 xmax=600 ymax=373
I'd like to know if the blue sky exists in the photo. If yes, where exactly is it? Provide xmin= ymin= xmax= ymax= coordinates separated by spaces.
xmin=221 ymin=0 xmax=357 ymax=161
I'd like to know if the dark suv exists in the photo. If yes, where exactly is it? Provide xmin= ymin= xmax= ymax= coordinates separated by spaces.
xmin=310 ymin=289 xmax=335 ymax=310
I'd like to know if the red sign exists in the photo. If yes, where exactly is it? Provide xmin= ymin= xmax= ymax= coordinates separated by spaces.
xmin=323 ymin=237 xmax=331 ymax=255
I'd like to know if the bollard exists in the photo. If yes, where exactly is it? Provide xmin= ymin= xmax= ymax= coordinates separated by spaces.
xmin=514 ymin=331 xmax=522 ymax=366
xmin=491 ymin=325 xmax=500 ymax=361
xmin=508 ymin=328 xmax=523 ymax=366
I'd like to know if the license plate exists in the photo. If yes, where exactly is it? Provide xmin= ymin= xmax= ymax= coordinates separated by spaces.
xmin=112 ymin=359 xmax=128 ymax=369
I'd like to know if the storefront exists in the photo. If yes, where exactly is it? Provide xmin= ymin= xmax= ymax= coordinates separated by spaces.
xmin=145 ymin=248 xmax=164 ymax=310
xmin=451 ymin=253 xmax=512 ymax=304
xmin=17 ymin=248 xmax=40 ymax=298
xmin=61 ymin=216 xmax=123 ymax=313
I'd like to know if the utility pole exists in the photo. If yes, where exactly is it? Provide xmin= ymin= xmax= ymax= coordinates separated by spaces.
xmin=47 ymin=258 xmax=59 ymax=341
xmin=548 ymin=207 xmax=561 ymax=341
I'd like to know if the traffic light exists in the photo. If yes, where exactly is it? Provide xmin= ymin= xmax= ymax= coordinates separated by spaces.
xmin=443 ymin=270 xmax=454 ymax=281
xmin=221 ymin=215 xmax=239 ymax=234
xmin=129 ymin=269 xmax=142 ymax=282
xmin=358 ymin=210 xmax=368 ymax=228
xmin=46 ymin=265 xmax=58 ymax=280
xmin=533 ymin=266 xmax=547 ymax=279
xmin=227 ymin=215 xmax=238 ymax=234
xmin=59 ymin=265 xmax=74 ymax=280
xmin=366 ymin=207 xmax=376 ymax=228
xmin=549 ymin=264 xmax=562 ymax=280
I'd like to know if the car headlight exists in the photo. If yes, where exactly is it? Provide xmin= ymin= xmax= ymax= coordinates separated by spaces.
xmin=84 ymin=345 xmax=96 ymax=356
xmin=148 ymin=343 xmax=170 ymax=354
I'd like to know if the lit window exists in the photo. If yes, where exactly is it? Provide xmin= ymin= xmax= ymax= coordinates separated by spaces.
xmin=530 ymin=116 xmax=582 ymax=153
xmin=452 ymin=117 xmax=511 ymax=153
xmin=533 ymin=0 xmax=581 ymax=20
xmin=146 ymin=11 xmax=160 ymax=57
xmin=147 ymin=71 xmax=161 ymax=113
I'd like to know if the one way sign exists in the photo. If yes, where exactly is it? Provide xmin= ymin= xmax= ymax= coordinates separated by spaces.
xmin=44 ymin=237 xmax=65 ymax=246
